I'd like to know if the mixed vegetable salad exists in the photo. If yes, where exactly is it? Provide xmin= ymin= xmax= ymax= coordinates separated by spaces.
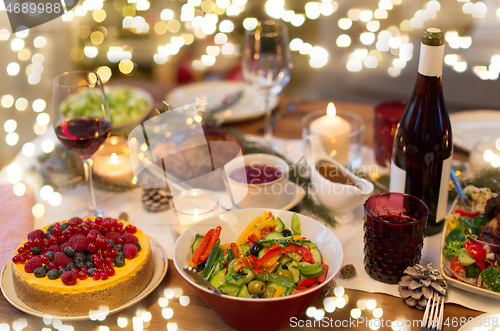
xmin=187 ymin=211 xmax=329 ymax=298
xmin=61 ymin=87 xmax=149 ymax=126
xmin=443 ymin=208 xmax=500 ymax=292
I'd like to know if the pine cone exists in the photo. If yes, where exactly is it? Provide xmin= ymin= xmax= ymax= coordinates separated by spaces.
xmin=142 ymin=188 xmax=172 ymax=212
xmin=398 ymin=264 xmax=447 ymax=310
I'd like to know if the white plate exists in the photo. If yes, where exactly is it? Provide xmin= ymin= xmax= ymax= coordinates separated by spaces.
xmin=165 ymin=81 xmax=279 ymax=123
xmin=0 ymin=238 xmax=168 ymax=321
xmin=450 ymin=110 xmax=500 ymax=152
xmin=458 ymin=312 xmax=500 ymax=331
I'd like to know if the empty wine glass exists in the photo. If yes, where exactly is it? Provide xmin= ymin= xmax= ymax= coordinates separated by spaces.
xmin=242 ymin=20 xmax=291 ymax=147
xmin=53 ymin=71 xmax=111 ymax=216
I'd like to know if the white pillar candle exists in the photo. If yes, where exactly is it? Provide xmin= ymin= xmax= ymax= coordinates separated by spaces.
xmin=309 ymin=103 xmax=352 ymax=165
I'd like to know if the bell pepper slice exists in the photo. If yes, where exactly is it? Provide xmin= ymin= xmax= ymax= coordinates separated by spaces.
xmin=191 ymin=228 xmax=213 ymax=265
xmin=297 ymin=278 xmax=317 ymax=288
xmin=455 ymin=208 xmax=480 ymax=218
xmin=200 ymin=226 xmax=222 ymax=261
xmin=264 ymin=261 xmax=279 ymax=273
xmin=220 ymin=243 xmax=232 ymax=251
xmin=450 ymin=256 xmax=466 ymax=278
xmin=464 ymin=241 xmax=486 ymax=270
xmin=254 ymin=219 xmax=278 ymax=234
xmin=255 ymin=248 xmax=288 ymax=268
xmin=256 ymin=272 xmax=296 ymax=288
xmin=317 ymin=263 xmax=329 ymax=283
xmin=262 ymin=254 xmax=282 ymax=267
xmin=273 ymin=286 xmax=285 ymax=297
xmin=247 ymin=255 xmax=263 ymax=274
xmin=237 ymin=216 xmax=263 ymax=245
xmin=291 ymin=284 xmax=317 ymax=295
xmin=298 ymin=246 xmax=314 ymax=264
xmin=285 ymin=243 xmax=302 ymax=252
xmin=231 ymin=243 xmax=239 ymax=258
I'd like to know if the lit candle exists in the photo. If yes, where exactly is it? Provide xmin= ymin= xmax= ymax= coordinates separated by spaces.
xmin=309 ymin=103 xmax=352 ymax=165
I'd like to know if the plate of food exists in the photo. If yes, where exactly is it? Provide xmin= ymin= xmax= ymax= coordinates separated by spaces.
xmin=450 ymin=110 xmax=500 ymax=152
xmin=173 ymin=209 xmax=343 ymax=331
xmin=440 ymin=186 xmax=500 ymax=300
xmin=165 ymin=81 xmax=279 ymax=124
xmin=1 ymin=217 xmax=168 ymax=320
xmin=61 ymin=85 xmax=154 ymax=131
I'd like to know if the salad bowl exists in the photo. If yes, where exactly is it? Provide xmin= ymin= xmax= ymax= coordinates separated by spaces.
xmin=173 ymin=208 xmax=344 ymax=331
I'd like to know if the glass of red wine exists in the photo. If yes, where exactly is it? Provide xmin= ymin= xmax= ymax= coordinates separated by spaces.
xmin=363 ymin=192 xmax=428 ymax=284
xmin=53 ymin=71 xmax=111 ymax=217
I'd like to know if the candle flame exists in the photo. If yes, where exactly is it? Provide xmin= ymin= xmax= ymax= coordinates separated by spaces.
xmin=110 ymin=153 xmax=119 ymax=164
xmin=327 ymin=102 xmax=336 ymax=117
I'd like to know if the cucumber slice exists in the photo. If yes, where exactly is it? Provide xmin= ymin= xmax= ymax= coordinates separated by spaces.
xmin=300 ymin=266 xmax=324 ymax=278
xmin=239 ymin=244 xmax=250 ymax=256
xmin=209 ymin=270 xmax=226 ymax=289
xmin=191 ymin=234 xmax=203 ymax=253
xmin=278 ymin=256 xmax=292 ymax=265
xmin=291 ymin=213 xmax=301 ymax=235
xmin=263 ymin=232 xmax=285 ymax=240
xmin=274 ymin=217 xmax=285 ymax=232
xmin=287 ymin=251 xmax=303 ymax=262
xmin=237 ymin=285 xmax=252 ymax=298
xmin=298 ymin=262 xmax=324 ymax=277
xmin=258 ymin=248 xmax=269 ymax=260
xmin=219 ymin=284 xmax=239 ymax=296
xmin=285 ymin=262 xmax=300 ymax=283
xmin=309 ymin=243 xmax=323 ymax=264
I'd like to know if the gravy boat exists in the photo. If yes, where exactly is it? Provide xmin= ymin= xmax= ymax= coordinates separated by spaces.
xmin=304 ymin=135 xmax=374 ymax=223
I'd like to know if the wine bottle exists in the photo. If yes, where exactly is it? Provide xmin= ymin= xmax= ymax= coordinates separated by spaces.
xmin=389 ymin=28 xmax=452 ymax=236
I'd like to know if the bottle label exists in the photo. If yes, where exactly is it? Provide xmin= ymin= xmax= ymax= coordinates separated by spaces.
xmin=389 ymin=159 xmax=406 ymax=193
xmin=418 ymin=44 xmax=444 ymax=77
xmin=389 ymin=156 xmax=452 ymax=224
xmin=436 ymin=156 xmax=453 ymax=223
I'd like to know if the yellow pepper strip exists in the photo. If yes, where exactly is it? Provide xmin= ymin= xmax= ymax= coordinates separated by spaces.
xmin=254 ymin=219 xmax=277 ymax=232
xmin=263 ymin=211 xmax=268 ymax=220
xmin=273 ymin=286 xmax=285 ymax=298
xmin=220 ymin=243 xmax=232 ymax=251
xmin=264 ymin=261 xmax=279 ymax=273
xmin=262 ymin=254 xmax=282 ymax=267
xmin=237 ymin=216 xmax=262 ymax=245
xmin=291 ymin=235 xmax=302 ymax=240
xmin=188 ymin=261 xmax=196 ymax=267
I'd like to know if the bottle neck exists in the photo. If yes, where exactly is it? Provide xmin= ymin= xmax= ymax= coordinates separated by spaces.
xmin=418 ymin=43 xmax=445 ymax=77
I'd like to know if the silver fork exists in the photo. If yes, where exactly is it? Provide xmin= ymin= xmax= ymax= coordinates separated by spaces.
xmin=420 ymin=296 xmax=445 ymax=331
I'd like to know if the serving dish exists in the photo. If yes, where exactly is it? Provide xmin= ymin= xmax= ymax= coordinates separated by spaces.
xmin=1 ymin=238 xmax=168 ymax=320
xmin=450 ymin=110 xmax=500 ymax=152
xmin=173 ymin=208 xmax=344 ymax=331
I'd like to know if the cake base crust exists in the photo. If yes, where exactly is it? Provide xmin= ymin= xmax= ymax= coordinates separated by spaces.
xmin=12 ymin=249 xmax=154 ymax=316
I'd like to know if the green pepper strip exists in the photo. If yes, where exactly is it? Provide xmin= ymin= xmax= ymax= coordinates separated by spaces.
xmin=202 ymin=245 xmax=220 ymax=279
xmin=256 ymin=272 xmax=296 ymax=288
xmin=227 ymin=247 xmax=235 ymax=261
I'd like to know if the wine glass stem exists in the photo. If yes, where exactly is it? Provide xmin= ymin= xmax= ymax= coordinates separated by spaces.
xmin=83 ymin=158 xmax=99 ymax=215
xmin=263 ymin=92 xmax=273 ymax=146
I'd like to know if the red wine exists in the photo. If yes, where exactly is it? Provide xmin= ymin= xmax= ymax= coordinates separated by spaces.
xmin=56 ymin=117 xmax=111 ymax=159
xmin=389 ymin=28 xmax=452 ymax=236
xmin=377 ymin=214 xmax=417 ymax=224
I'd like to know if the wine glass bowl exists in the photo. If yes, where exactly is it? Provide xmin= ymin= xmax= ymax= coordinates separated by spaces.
xmin=242 ymin=20 xmax=291 ymax=146
xmin=53 ymin=71 xmax=111 ymax=216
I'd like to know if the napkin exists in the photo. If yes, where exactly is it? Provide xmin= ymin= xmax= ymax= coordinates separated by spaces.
xmin=0 ymin=184 xmax=34 ymax=271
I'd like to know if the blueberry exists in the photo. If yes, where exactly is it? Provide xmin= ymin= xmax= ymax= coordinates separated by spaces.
xmin=114 ymin=255 xmax=125 ymax=267
xmin=86 ymin=261 xmax=95 ymax=269
xmin=64 ymin=246 xmax=75 ymax=257
xmin=87 ymin=268 xmax=96 ymax=277
xmin=34 ymin=267 xmax=46 ymax=278
xmin=66 ymin=263 xmax=76 ymax=270
xmin=107 ymin=239 xmax=114 ymax=247
xmin=86 ymin=253 xmax=93 ymax=262
xmin=76 ymin=261 xmax=84 ymax=269
xmin=32 ymin=246 xmax=41 ymax=255
xmin=133 ymin=243 xmax=141 ymax=252
xmin=73 ymin=252 xmax=86 ymax=264
xmin=46 ymin=251 xmax=55 ymax=262
xmin=44 ymin=264 xmax=50 ymax=271
xmin=47 ymin=269 xmax=59 ymax=280
xmin=60 ymin=223 xmax=69 ymax=230
xmin=59 ymin=269 xmax=67 ymax=277
xmin=114 ymin=244 xmax=123 ymax=252
xmin=46 ymin=225 xmax=55 ymax=235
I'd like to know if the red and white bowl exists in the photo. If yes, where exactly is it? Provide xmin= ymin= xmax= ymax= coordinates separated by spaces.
xmin=173 ymin=208 xmax=344 ymax=331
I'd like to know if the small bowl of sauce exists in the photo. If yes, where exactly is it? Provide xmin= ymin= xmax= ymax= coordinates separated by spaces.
xmin=224 ymin=154 xmax=289 ymax=209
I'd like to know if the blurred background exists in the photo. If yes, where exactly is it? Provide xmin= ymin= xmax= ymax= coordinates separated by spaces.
xmin=1 ymin=0 xmax=500 ymax=169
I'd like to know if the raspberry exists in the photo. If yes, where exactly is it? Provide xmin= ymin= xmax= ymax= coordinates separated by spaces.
xmin=123 ymin=244 xmax=138 ymax=259
xmin=125 ymin=225 xmax=137 ymax=234
xmin=61 ymin=271 xmax=77 ymax=285
xmin=73 ymin=236 xmax=89 ymax=252
xmin=28 ymin=229 xmax=45 ymax=241
xmin=48 ymin=245 xmax=60 ymax=253
xmin=106 ymin=231 xmax=121 ymax=243
xmin=54 ymin=252 xmax=73 ymax=268
xmin=123 ymin=233 xmax=138 ymax=244
xmin=24 ymin=257 xmax=42 ymax=273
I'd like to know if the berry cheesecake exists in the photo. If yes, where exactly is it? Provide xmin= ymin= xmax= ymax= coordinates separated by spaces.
xmin=11 ymin=217 xmax=153 ymax=316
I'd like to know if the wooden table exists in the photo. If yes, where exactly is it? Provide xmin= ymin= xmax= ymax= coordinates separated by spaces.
xmin=0 ymin=96 xmax=479 ymax=330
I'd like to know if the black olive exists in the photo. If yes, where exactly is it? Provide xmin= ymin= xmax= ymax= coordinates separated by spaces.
xmin=281 ymin=229 xmax=293 ymax=237
xmin=194 ymin=261 xmax=206 ymax=272
xmin=250 ymin=242 xmax=263 ymax=256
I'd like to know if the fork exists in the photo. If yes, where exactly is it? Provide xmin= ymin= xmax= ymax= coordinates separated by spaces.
xmin=420 ymin=296 xmax=445 ymax=331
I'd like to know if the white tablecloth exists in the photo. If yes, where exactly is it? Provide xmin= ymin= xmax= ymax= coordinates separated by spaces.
xmin=0 ymin=132 xmax=496 ymax=313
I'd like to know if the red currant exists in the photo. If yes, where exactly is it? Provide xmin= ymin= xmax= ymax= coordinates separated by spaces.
xmin=96 ymin=236 xmax=107 ymax=248
xmin=101 ymin=249 xmax=110 ymax=258
xmin=116 ymin=222 xmax=123 ymax=228
xmin=104 ymin=242 xmax=111 ymax=250
xmin=104 ymin=257 xmax=113 ymax=265
xmin=87 ymin=242 xmax=98 ymax=253
xmin=77 ymin=271 xmax=87 ymax=280
xmin=41 ymin=246 xmax=48 ymax=253
xmin=24 ymin=240 xmax=33 ymax=249
xmin=90 ymin=222 xmax=99 ymax=230
xmin=57 ymin=236 xmax=66 ymax=244
xmin=52 ymin=227 xmax=62 ymax=236
xmin=93 ymin=255 xmax=103 ymax=266
xmin=125 ymin=225 xmax=137 ymax=234
xmin=87 ymin=233 xmax=97 ymax=242
xmin=104 ymin=265 xmax=115 ymax=276
xmin=80 ymin=267 xmax=88 ymax=274
xmin=71 ymin=267 xmax=79 ymax=274
xmin=48 ymin=261 xmax=57 ymax=269
xmin=12 ymin=255 xmax=21 ymax=263
xmin=63 ymin=228 xmax=73 ymax=238
xmin=68 ymin=219 xmax=77 ymax=227
xmin=92 ymin=271 xmax=101 ymax=280
xmin=100 ymin=272 xmax=108 ymax=280
xmin=72 ymin=226 xmax=82 ymax=233
xmin=74 ymin=217 xmax=84 ymax=225
xmin=98 ymin=225 xmax=107 ymax=234
xmin=18 ymin=247 xmax=25 ymax=254
xmin=95 ymin=217 xmax=103 ymax=225
xmin=40 ymin=254 xmax=50 ymax=264
xmin=33 ymin=238 xmax=43 ymax=248
xmin=110 ymin=248 xmax=117 ymax=258
xmin=117 ymin=237 xmax=125 ymax=246
xmin=26 ymin=253 xmax=34 ymax=260
xmin=43 ymin=238 xmax=50 ymax=247
xmin=111 ymin=219 xmax=118 ymax=227
xmin=48 ymin=235 xmax=58 ymax=245
xmin=81 ymin=225 xmax=90 ymax=236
